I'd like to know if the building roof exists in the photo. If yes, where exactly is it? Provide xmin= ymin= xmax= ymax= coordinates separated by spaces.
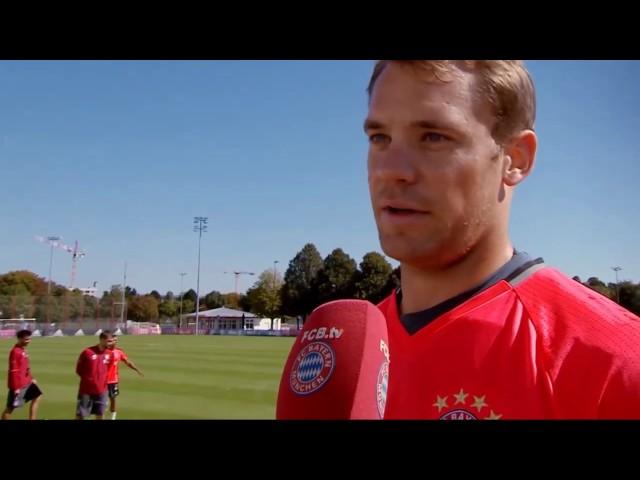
xmin=183 ymin=307 xmax=258 ymax=318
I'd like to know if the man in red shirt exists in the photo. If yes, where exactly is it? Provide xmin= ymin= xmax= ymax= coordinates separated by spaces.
xmin=106 ymin=335 xmax=143 ymax=420
xmin=2 ymin=330 xmax=43 ymax=420
xmin=365 ymin=60 xmax=640 ymax=419
xmin=75 ymin=330 xmax=114 ymax=420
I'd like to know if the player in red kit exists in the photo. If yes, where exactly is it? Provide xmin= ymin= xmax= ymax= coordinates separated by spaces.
xmin=75 ymin=330 xmax=114 ymax=420
xmin=106 ymin=335 xmax=143 ymax=420
xmin=2 ymin=330 xmax=42 ymax=420
xmin=365 ymin=60 xmax=640 ymax=419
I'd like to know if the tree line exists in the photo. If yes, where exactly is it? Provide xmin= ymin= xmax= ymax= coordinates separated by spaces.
xmin=1 ymin=243 xmax=638 ymax=323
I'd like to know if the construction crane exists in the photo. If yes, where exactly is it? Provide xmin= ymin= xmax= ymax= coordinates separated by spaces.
xmin=35 ymin=236 xmax=86 ymax=289
xmin=223 ymin=271 xmax=255 ymax=296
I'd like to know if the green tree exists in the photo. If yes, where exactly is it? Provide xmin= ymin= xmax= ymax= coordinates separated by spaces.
xmin=83 ymin=295 xmax=100 ymax=322
xmin=0 ymin=270 xmax=48 ymax=297
xmin=386 ymin=266 xmax=401 ymax=293
xmin=354 ymin=252 xmax=393 ymax=304
xmin=618 ymin=281 xmax=640 ymax=315
xmin=281 ymin=243 xmax=324 ymax=319
xmin=243 ymin=270 xmax=284 ymax=326
xmin=158 ymin=299 xmax=178 ymax=319
xmin=64 ymin=290 xmax=86 ymax=321
xmin=0 ymin=271 xmax=85 ymax=321
xmin=204 ymin=290 xmax=224 ymax=309
xmin=97 ymin=285 xmax=124 ymax=321
xmin=221 ymin=293 xmax=241 ymax=309
xmin=585 ymin=277 xmax=614 ymax=300
xmin=183 ymin=289 xmax=197 ymax=304
xmin=586 ymin=277 xmax=606 ymax=288
xmin=127 ymin=295 xmax=159 ymax=322
xmin=314 ymin=248 xmax=358 ymax=305
xmin=4 ymin=291 xmax=36 ymax=319
xmin=182 ymin=299 xmax=195 ymax=314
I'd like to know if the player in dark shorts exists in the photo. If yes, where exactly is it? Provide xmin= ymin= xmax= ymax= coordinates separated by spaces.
xmin=75 ymin=330 xmax=114 ymax=420
xmin=107 ymin=335 xmax=143 ymax=420
xmin=2 ymin=329 xmax=42 ymax=420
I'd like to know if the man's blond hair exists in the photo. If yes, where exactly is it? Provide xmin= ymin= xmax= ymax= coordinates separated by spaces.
xmin=367 ymin=60 xmax=536 ymax=143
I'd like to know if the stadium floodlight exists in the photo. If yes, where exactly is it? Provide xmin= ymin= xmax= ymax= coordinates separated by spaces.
xmin=193 ymin=217 xmax=208 ymax=335
xmin=611 ymin=266 xmax=622 ymax=304
xmin=179 ymin=272 xmax=187 ymax=328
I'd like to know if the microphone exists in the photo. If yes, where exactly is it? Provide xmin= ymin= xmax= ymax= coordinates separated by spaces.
xmin=276 ymin=299 xmax=390 ymax=419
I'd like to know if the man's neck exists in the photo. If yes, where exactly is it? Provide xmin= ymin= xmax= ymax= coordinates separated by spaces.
xmin=401 ymin=235 xmax=514 ymax=315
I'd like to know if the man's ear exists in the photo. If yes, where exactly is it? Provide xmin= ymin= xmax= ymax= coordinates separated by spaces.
xmin=503 ymin=129 xmax=537 ymax=187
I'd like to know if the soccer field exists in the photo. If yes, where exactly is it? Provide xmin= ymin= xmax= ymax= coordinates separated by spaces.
xmin=0 ymin=335 xmax=295 ymax=419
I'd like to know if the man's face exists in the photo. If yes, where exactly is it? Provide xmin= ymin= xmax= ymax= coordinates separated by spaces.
xmin=108 ymin=336 xmax=118 ymax=350
xmin=100 ymin=336 xmax=113 ymax=349
xmin=366 ymin=63 xmax=507 ymax=269
xmin=19 ymin=335 xmax=31 ymax=347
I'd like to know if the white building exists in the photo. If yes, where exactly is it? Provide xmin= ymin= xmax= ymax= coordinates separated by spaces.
xmin=251 ymin=317 xmax=282 ymax=330
xmin=182 ymin=307 xmax=281 ymax=331
xmin=75 ymin=287 xmax=98 ymax=297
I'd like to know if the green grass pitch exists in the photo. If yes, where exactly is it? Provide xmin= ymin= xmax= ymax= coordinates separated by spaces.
xmin=0 ymin=335 xmax=295 ymax=419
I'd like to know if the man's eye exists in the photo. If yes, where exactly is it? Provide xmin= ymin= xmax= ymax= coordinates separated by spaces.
xmin=369 ymin=133 xmax=390 ymax=145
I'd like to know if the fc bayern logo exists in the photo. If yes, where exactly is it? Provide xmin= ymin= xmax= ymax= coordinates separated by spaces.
xmin=376 ymin=361 xmax=389 ymax=418
xmin=441 ymin=409 xmax=478 ymax=420
xmin=290 ymin=341 xmax=335 ymax=396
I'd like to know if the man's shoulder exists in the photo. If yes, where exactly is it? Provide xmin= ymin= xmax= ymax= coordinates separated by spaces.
xmin=516 ymin=267 xmax=640 ymax=362
xmin=515 ymin=267 xmax=639 ymax=326
xmin=80 ymin=346 xmax=99 ymax=356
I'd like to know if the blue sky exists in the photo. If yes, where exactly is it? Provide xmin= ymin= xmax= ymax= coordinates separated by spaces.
xmin=1 ymin=60 xmax=638 ymax=295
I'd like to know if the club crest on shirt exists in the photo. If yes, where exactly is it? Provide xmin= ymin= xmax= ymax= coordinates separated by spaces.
xmin=376 ymin=360 xmax=389 ymax=418
xmin=433 ymin=389 xmax=502 ymax=420
xmin=376 ymin=339 xmax=390 ymax=418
